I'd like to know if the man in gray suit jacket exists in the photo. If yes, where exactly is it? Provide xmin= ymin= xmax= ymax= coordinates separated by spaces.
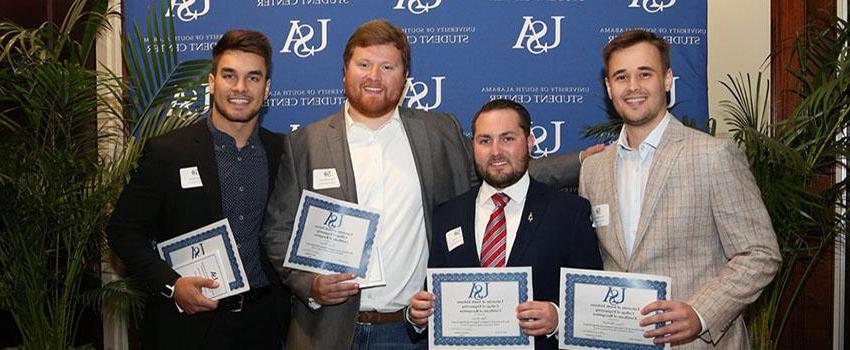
xmin=260 ymin=19 xmax=594 ymax=350
xmin=579 ymin=30 xmax=780 ymax=349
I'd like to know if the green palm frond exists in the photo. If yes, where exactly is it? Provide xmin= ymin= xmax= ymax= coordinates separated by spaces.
xmin=79 ymin=278 xmax=146 ymax=324
xmin=123 ymin=0 xmax=210 ymax=137
xmin=0 ymin=0 xmax=213 ymax=348
xmin=721 ymin=15 xmax=850 ymax=350
xmin=0 ymin=0 xmax=114 ymax=66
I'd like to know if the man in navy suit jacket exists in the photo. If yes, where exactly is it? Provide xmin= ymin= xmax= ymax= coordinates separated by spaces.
xmin=406 ymin=99 xmax=603 ymax=349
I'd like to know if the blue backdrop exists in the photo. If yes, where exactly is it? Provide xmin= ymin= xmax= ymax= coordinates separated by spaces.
xmin=125 ymin=0 xmax=706 ymax=157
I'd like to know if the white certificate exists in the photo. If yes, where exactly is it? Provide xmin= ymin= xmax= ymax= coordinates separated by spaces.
xmin=283 ymin=190 xmax=385 ymax=287
xmin=172 ymin=251 xmax=231 ymax=300
xmin=428 ymin=267 xmax=534 ymax=350
xmin=558 ymin=268 xmax=671 ymax=350
xmin=157 ymin=219 xmax=249 ymax=298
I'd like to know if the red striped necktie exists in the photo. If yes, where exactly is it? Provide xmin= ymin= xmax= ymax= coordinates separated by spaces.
xmin=481 ymin=193 xmax=510 ymax=268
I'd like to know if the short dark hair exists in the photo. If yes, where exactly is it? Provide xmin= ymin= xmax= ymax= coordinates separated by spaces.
xmin=212 ymin=29 xmax=272 ymax=78
xmin=472 ymin=99 xmax=532 ymax=136
xmin=602 ymin=30 xmax=670 ymax=76
xmin=343 ymin=19 xmax=411 ymax=75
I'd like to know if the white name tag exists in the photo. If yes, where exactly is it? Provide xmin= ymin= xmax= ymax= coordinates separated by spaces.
xmin=591 ymin=204 xmax=610 ymax=228
xmin=313 ymin=168 xmax=341 ymax=190
xmin=445 ymin=227 xmax=464 ymax=252
xmin=179 ymin=167 xmax=203 ymax=189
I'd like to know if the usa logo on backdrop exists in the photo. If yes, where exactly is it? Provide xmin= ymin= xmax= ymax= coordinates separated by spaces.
xmin=628 ymin=0 xmax=677 ymax=13
xmin=531 ymin=121 xmax=565 ymax=158
xmin=667 ymin=76 xmax=679 ymax=108
xmin=404 ymin=76 xmax=444 ymax=111
xmin=166 ymin=0 xmax=210 ymax=22
xmin=393 ymin=0 xmax=442 ymax=14
xmin=513 ymin=16 xmax=564 ymax=55
xmin=280 ymin=19 xmax=331 ymax=58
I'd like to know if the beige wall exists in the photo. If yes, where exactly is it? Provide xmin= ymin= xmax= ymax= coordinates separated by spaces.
xmin=707 ymin=0 xmax=771 ymax=137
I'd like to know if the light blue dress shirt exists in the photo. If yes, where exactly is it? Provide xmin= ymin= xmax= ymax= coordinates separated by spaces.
xmin=615 ymin=113 xmax=671 ymax=258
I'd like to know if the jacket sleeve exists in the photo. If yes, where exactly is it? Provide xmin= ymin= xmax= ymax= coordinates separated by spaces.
xmin=528 ymin=151 xmax=582 ymax=191
xmin=106 ymin=140 xmax=180 ymax=293
xmin=260 ymin=134 xmax=316 ymax=302
xmin=687 ymin=141 xmax=781 ymax=341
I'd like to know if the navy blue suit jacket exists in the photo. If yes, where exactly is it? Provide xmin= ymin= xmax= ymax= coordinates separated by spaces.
xmin=429 ymin=179 xmax=603 ymax=349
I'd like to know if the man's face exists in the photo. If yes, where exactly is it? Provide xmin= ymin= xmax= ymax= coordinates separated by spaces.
xmin=209 ymin=50 xmax=270 ymax=124
xmin=473 ymin=109 xmax=534 ymax=189
xmin=343 ymin=44 xmax=407 ymax=120
xmin=604 ymin=42 xmax=672 ymax=127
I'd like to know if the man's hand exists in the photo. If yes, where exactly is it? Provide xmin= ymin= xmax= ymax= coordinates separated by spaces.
xmin=310 ymin=273 xmax=359 ymax=306
xmin=579 ymin=143 xmax=605 ymax=162
xmin=640 ymin=300 xmax=701 ymax=345
xmin=408 ymin=291 xmax=435 ymax=327
xmin=173 ymin=276 xmax=219 ymax=315
xmin=516 ymin=301 xmax=558 ymax=336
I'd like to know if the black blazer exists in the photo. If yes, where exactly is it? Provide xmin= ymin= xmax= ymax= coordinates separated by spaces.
xmin=428 ymin=179 xmax=603 ymax=349
xmin=107 ymin=120 xmax=289 ymax=348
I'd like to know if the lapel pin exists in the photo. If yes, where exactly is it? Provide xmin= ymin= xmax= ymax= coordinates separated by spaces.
xmin=527 ymin=212 xmax=534 ymax=223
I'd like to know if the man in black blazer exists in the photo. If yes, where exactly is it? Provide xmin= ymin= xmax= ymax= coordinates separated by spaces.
xmin=107 ymin=30 xmax=289 ymax=349
xmin=407 ymin=99 xmax=603 ymax=349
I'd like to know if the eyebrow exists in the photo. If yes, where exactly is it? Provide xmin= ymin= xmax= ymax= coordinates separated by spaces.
xmin=611 ymin=65 xmax=657 ymax=76
xmin=475 ymin=131 xmax=517 ymax=139
xmin=219 ymin=67 xmax=265 ymax=77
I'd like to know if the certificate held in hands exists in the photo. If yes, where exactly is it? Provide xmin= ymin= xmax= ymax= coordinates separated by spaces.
xmin=559 ymin=268 xmax=671 ymax=350
xmin=156 ymin=219 xmax=249 ymax=300
xmin=283 ymin=190 xmax=385 ymax=287
xmin=428 ymin=267 xmax=534 ymax=350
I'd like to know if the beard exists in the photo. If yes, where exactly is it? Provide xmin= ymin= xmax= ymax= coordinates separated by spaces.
xmin=343 ymin=76 xmax=404 ymax=119
xmin=476 ymin=155 xmax=528 ymax=189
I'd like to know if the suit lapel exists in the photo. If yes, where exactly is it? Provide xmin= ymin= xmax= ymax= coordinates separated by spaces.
xmin=600 ymin=147 xmax=629 ymax=269
xmin=630 ymin=118 xmax=685 ymax=264
xmin=459 ymin=191 xmax=481 ymax=266
xmin=325 ymin=110 xmax=358 ymax=202
xmin=507 ymin=181 xmax=548 ymax=266
xmin=400 ymin=109 xmax=434 ymax=209
xmin=192 ymin=121 xmax=223 ymax=219
xmin=399 ymin=108 xmax=438 ymax=245
xmin=259 ymin=128 xmax=281 ymax=194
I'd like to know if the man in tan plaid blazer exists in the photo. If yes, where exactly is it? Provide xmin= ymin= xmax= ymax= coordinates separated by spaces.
xmin=579 ymin=30 xmax=781 ymax=349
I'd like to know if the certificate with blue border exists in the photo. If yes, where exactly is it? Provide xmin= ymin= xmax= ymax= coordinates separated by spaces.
xmin=427 ymin=267 xmax=534 ymax=350
xmin=283 ymin=190 xmax=384 ymax=287
xmin=157 ymin=219 xmax=249 ymax=298
xmin=558 ymin=268 xmax=671 ymax=350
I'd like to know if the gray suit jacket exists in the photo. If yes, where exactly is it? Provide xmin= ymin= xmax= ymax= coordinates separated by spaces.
xmin=579 ymin=117 xmax=781 ymax=349
xmin=261 ymin=106 xmax=581 ymax=349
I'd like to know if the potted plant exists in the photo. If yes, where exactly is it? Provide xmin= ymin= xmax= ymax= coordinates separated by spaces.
xmin=0 ymin=0 xmax=209 ymax=348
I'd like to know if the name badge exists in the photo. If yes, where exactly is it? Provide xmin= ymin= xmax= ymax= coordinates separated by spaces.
xmin=179 ymin=167 xmax=203 ymax=189
xmin=591 ymin=204 xmax=610 ymax=228
xmin=445 ymin=227 xmax=464 ymax=252
xmin=313 ymin=168 xmax=341 ymax=190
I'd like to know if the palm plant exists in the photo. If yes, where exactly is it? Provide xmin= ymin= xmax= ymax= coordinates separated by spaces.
xmin=0 ymin=0 xmax=210 ymax=348
xmin=717 ymin=16 xmax=849 ymax=350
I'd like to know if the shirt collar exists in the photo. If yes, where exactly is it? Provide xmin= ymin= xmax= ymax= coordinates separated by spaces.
xmin=477 ymin=171 xmax=531 ymax=208
xmin=206 ymin=115 xmax=261 ymax=148
xmin=344 ymin=101 xmax=401 ymax=132
xmin=616 ymin=112 xmax=672 ymax=154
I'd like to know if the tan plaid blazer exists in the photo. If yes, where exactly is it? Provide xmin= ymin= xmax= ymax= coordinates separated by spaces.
xmin=579 ymin=117 xmax=781 ymax=349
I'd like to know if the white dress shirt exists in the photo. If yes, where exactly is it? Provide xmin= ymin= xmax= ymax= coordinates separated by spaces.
xmin=345 ymin=103 xmax=429 ymax=312
xmin=615 ymin=113 xmax=670 ymax=258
